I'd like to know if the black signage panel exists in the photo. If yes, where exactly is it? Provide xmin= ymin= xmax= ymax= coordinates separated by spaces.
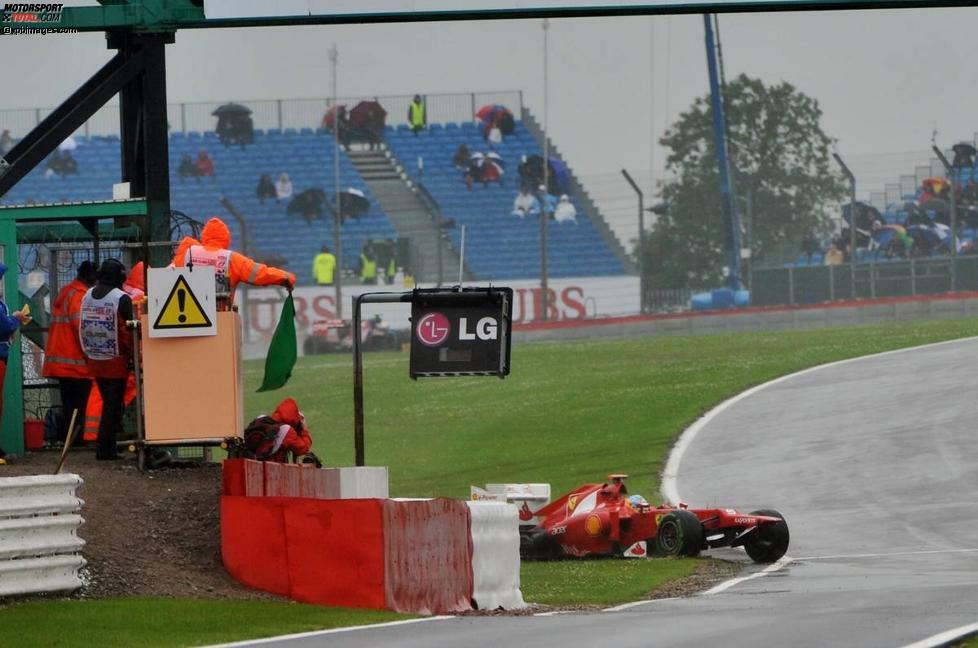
xmin=409 ymin=287 xmax=512 ymax=378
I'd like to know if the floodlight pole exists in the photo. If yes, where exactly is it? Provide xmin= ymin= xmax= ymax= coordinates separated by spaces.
xmin=330 ymin=45 xmax=344 ymax=318
xmin=353 ymin=291 xmax=412 ymax=466
xmin=621 ymin=169 xmax=646 ymax=313
xmin=932 ymin=144 xmax=957 ymax=292
xmin=539 ymin=18 xmax=550 ymax=322
xmin=833 ymin=153 xmax=857 ymax=299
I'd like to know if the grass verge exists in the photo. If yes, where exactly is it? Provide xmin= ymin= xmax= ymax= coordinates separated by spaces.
xmin=244 ymin=319 xmax=978 ymax=499
xmin=0 ymin=598 xmax=412 ymax=648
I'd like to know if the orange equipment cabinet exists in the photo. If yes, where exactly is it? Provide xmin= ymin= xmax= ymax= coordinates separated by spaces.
xmin=141 ymin=311 xmax=244 ymax=443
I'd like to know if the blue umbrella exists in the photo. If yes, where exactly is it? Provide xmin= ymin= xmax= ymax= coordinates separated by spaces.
xmin=547 ymin=156 xmax=571 ymax=193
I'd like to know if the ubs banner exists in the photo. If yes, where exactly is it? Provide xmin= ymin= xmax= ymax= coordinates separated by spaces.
xmin=240 ymin=275 xmax=639 ymax=356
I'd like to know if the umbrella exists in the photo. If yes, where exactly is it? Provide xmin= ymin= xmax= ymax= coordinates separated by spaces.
xmin=907 ymin=224 xmax=948 ymax=252
xmin=57 ymin=136 xmax=78 ymax=152
xmin=348 ymin=101 xmax=387 ymax=129
xmin=952 ymin=142 xmax=977 ymax=168
xmin=476 ymin=104 xmax=510 ymax=122
xmin=322 ymin=104 xmax=346 ymax=129
xmin=211 ymin=102 xmax=252 ymax=117
xmin=336 ymin=188 xmax=370 ymax=218
xmin=287 ymin=188 xmax=326 ymax=218
xmin=841 ymin=201 xmax=882 ymax=232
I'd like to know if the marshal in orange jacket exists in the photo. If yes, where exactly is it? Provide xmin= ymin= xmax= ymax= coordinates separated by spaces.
xmin=171 ymin=218 xmax=295 ymax=302
xmin=42 ymin=278 xmax=94 ymax=379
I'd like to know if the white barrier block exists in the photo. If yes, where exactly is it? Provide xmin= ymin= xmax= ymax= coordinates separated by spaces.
xmin=466 ymin=501 xmax=526 ymax=610
xmin=0 ymin=554 xmax=87 ymax=596
xmin=0 ymin=515 xmax=86 ymax=560
xmin=324 ymin=467 xmax=389 ymax=499
xmin=0 ymin=474 xmax=85 ymax=518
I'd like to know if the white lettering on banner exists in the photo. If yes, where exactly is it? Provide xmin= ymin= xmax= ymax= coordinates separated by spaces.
xmin=459 ymin=317 xmax=499 ymax=341
xmin=241 ymin=275 xmax=638 ymax=357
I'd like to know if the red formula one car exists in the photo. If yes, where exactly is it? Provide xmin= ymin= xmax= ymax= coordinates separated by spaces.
xmin=520 ymin=475 xmax=789 ymax=563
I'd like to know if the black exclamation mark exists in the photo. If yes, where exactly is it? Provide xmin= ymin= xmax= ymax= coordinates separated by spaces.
xmin=177 ymin=288 xmax=187 ymax=323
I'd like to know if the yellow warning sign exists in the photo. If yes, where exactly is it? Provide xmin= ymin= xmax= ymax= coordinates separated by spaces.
xmin=153 ymin=275 xmax=213 ymax=329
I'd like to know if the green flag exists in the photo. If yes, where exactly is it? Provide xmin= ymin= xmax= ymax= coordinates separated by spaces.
xmin=257 ymin=293 xmax=297 ymax=392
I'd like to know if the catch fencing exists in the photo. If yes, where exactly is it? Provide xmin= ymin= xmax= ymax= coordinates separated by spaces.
xmin=751 ymin=256 xmax=978 ymax=307
xmin=0 ymin=474 xmax=86 ymax=597
xmin=0 ymin=91 xmax=524 ymax=140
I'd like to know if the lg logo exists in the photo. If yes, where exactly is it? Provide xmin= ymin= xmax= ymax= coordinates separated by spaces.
xmin=458 ymin=317 xmax=498 ymax=341
xmin=415 ymin=312 xmax=500 ymax=347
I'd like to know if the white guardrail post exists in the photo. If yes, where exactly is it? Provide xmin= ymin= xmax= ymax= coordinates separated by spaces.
xmin=0 ymin=474 xmax=86 ymax=596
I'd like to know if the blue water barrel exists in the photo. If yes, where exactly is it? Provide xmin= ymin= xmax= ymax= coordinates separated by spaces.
xmin=691 ymin=292 xmax=713 ymax=311
xmin=711 ymin=288 xmax=735 ymax=309
xmin=734 ymin=290 xmax=750 ymax=307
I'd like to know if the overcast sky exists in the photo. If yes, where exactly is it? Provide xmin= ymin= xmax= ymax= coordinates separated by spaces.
xmin=1 ymin=3 xmax=975 ymax=242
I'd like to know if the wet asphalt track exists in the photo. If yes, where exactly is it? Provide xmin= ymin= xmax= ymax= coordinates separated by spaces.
xmin=236 ymin=338 xmax=978 ymax=648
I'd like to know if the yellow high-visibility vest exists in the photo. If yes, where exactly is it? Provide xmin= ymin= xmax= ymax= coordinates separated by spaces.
xmin=409 ymin=101 xmax=425 ymax=129
xmin=313 ymin=252 xmax=336 ymax=285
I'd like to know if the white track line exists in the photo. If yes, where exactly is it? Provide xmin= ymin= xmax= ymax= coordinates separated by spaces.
xmin=602 ymin=597 xmax=681 ymax=612
xmin=660 ymin=335 xmax=978 ymax=598
xmin=899 ymin=622 xmax=978 ymax=648
xmin=206 ymin=616 xmax=455 ymax=647
xmin=795 ymin=548 xmax=978 ymax=562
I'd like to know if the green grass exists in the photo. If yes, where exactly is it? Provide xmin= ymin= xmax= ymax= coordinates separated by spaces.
xmin=0 ymin=598 xmax=411 ymax=648
xmin=245 ymin=319 xmax=978 ymax=499
xmin=520 ymin=558 xmax=703 ymax=606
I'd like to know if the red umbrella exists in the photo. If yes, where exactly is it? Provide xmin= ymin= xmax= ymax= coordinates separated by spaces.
xmin=321 ymin=104 xmax=346 ymax=129
xmin=348 ymin=100 xmax=387 ymax=129
xmin=476 ymin=104 xmax=512 ymax=122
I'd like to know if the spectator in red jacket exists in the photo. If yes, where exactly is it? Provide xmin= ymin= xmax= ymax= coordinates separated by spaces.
xmin=195 ymin=149 xmax=215 ymax=178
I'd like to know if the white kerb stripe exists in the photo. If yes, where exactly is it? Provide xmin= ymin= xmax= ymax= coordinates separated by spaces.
xmin=203 ymin=616 xmax=455 ymax=647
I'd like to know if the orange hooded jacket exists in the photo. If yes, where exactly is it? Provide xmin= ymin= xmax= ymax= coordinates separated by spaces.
xmin=171 ymin=218 xmax=296 ymax=301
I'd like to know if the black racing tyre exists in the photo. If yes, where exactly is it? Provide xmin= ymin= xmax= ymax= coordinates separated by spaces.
xmin=654 ymin=510 xmax=704 ymax=558
xmin=743 ymin=509 xmax=789 ymax=563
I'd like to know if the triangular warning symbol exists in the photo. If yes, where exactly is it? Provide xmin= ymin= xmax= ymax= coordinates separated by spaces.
xmin=153 ymin=275 xmax=212 ymax=329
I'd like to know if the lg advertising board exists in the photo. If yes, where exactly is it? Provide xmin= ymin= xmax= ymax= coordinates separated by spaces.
xmin=409 ymin=287 xmax=512 ymax=378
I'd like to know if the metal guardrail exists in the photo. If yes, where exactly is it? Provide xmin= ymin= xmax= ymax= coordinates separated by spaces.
xmin=0 ymin=474 xmax=86 ymax=597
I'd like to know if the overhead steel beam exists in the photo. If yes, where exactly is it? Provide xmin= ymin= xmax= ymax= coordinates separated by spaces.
xmin=0 ymin=51 xmax=145 ymax=197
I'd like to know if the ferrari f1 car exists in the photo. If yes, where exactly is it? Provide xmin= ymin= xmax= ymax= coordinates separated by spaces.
xmin=520 ymin=475 xmax=789 ymax=563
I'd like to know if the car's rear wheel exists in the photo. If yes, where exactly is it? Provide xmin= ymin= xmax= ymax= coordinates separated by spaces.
xmin=654 ymin=510 xmax=703 ymax=557
xmin=743 ymin=509 xmax=789 ymax=563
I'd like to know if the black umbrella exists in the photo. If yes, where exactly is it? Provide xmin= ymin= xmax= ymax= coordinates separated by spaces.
xmin=841 ymin=201 xmax=882 ymax=232
xmin=349 ymin=101 xmax=387 ymax=130
xmin=952 ymin=142 xmax=977 ymax=168
xmin=211 ymin=102 xmax=252 ymax=117
xmin=336 ymin=188 xmax=370 ymax=218
xmin=287 ymin=188 xmax=326 ymax=219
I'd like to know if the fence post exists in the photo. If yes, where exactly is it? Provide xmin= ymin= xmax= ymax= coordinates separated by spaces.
xmin=34 ymin=108 xmax=41 ymax=126
xmin=180 ymin=103 xmax=186 ymax=133
xmin=870 ymin=262 xmax=876 ymax=299
xmin=276 ymin=99 xmax=283 ymax=131
xmin=911 ymin=258 xmax=916 ymax=296
xmin=470 ymin=93 xmax=476 ymax=122
xmin=829 ymin=264 xmax=835 ymax=301
xmin=788 ymin=266 xmax=795 ymax=305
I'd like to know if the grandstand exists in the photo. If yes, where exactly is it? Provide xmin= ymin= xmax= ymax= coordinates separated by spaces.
xmin=0 ymin=94 xmax=630 ymax=286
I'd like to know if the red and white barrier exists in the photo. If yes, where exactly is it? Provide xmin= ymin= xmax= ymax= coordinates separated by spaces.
xmin=466 ymin=501 xmax=526 ymax=610
xmin=220 ymin=460 xmax=473 ymax=614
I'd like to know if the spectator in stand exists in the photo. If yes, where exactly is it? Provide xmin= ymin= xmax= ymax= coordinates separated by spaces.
xmin=824 ymin=242 xmax=844 ymax=266
xmin=0 ymin=130 xmax=13 ymax=156
xmin=312 ymin=245 xmax=336 ymax=286
xmin=554 ymin=194 xmax=577 ymax=224
xmin=60 ymin=151 xmax=78 ymax=176
xmin=44 ymin=153 xmax=65 ymax=179
xmin=512 ymin=187 xmax=537 ymax=218
xmin=408 ymin=95 xmax=426 ymax=135
xmin=178 ymin=154 xmax=199 ymax=182
xmin=275 ymin=173 xmax=294 ymax=201
xmin=196 ymin=149 xmax=215 ymax=178
xmin=800 ymin=233 xmax=819 ymax=263
xmin=256 ymin=173 xmax=276 ymax=203
xmin=336 ymin=108 xmax=353 ymax=152
xmin=452 ymin=144 xmax=470 ymax=172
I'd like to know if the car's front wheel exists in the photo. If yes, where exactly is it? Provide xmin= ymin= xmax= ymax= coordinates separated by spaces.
xmin=743 ymin=509 xmax=789 ymax=563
